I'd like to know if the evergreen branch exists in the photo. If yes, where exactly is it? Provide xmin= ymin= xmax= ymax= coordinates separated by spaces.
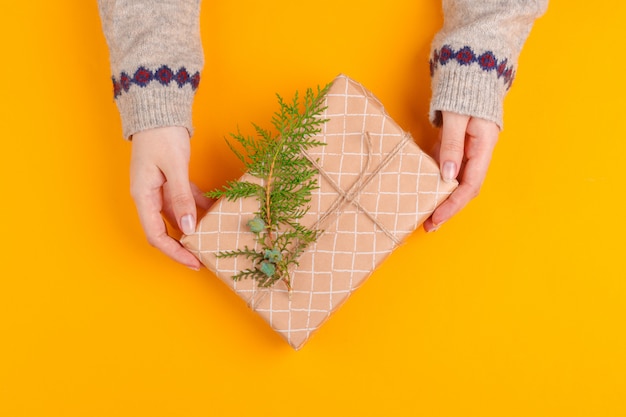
xmin=224 ymin=127 xmax=249 ymax=165
xmin=215 ymin=247 xmax=265 ymax=261
xmin=209 ymin=82 xmax=331 ymax=290
xmin=232 ymin=268 xmax=266 ymax=282
xmin=205 ymin=180 xmax=264 ymax=201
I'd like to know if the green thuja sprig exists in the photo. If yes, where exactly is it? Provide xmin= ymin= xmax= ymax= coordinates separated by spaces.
xmin=206 ymin=84 xmax=331 ymax=290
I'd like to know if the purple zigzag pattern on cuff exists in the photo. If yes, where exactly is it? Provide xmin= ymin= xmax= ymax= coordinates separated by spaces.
xmin=429 ymin=45 xmax=515 ymax=90
xmin=112 ymin=66 xmax=201 ymax=99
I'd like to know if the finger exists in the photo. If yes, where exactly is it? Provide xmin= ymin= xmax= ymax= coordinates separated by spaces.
xmin=162 ymin=166 xmax=197 ymax=236
xmin=163 ymin=182 xmax=215 ymax=235
xmin=424 ymin=136 xmax=496 ymax=231
xmin=146 ymin=221 xmax=202 ymax=270
xmin=190 ymin=182 xmax=215 ymax=212
xmin=132 ymin=181 xmax=201 ymax=270
xmin=439 ymin=112 xmax=470 ymax=182
xmin=425 ymin=179 xmax=480 ymax=229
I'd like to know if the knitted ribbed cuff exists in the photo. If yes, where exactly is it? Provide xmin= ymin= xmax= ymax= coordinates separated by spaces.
xmin=430 ymin=64 xmax=506 ymax=130
xmin=116 ymin=86 xmax=196 ymax=139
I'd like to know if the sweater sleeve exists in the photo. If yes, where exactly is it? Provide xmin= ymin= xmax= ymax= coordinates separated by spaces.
xmin=429 ymin=0 xmax=548 ymax=129
xmin=98 ymin=0 xmax=204 ymax=139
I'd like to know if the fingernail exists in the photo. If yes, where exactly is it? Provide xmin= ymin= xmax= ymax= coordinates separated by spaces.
xmin=442 ymin=161 xmax=457 ymax=183
xmin=427 ymin=220 xmax=445 ymax=233
xmin=187 ymin=265 xmax=200 ymax=272
xmin=181 ymin=214 xmax=196 ymax=235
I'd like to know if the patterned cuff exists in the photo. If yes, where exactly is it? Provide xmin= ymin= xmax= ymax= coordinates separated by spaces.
xmin=429 ymin=45 xmax=514 ymax=129
xmin=112 ymin=66 xmax=200 ymax=139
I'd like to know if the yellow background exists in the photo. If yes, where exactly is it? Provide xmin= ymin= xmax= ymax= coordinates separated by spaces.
xmin=1 ymin=1 xmax=625 ymax=416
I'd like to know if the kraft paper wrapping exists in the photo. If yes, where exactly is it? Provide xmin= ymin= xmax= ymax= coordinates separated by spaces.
xmin=181 ymin=75 xmax=457 ymax=350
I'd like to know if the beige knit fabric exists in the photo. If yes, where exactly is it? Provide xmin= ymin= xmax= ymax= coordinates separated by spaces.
xmin=98 ymin=1 xmax=547 ymax=139
xmin=181 ymin=75 xmax=458 ymax=349
xmin=429 ymin=0 xmax=548 ymax=128
xmin=98 ymin=0 xmax=203 ymax=138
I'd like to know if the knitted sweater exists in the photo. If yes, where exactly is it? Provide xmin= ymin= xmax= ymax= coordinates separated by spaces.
xmin=429 ymin=0 xmax=548 ymax=128
xmin=98 ymin=1 xmax=547 ymax=139
xmin=98 ymin=0 xmax=203 ymax=139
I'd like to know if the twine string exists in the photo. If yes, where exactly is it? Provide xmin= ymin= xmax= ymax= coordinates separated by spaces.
xmin=304 ymin=131 xmax=412 ymax=245
xmin=248 ymin=131 xmax=412 ymax=309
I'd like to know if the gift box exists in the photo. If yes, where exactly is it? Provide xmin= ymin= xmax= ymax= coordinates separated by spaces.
xmin=181 ymin=74 xmax=457 ymax=350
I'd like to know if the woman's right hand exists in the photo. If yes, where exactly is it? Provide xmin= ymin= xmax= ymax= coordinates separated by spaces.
xmin=130 ymin=126 xmax=213 ymax=270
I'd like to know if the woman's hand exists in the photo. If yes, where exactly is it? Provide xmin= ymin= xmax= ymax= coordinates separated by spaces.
xmin=424 ymin=111 xmax=500 ymax=232
xmin=130 ymin=126 xmax=213 ymax=269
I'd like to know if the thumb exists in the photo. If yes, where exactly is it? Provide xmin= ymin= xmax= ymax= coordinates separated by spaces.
xmin=164 ymin=168 xmax=197 ymax=236
xmin=439 ymin=111 xmax=470 ymax=182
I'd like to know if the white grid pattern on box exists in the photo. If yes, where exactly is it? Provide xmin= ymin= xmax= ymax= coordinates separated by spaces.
xmin=183 ymin=75 xmax=456 ymax=349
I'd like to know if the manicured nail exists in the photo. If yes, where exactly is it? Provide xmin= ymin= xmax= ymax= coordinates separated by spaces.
xmin=442 ymin=161 xmax=457 ymax=183
xmin=181 ymin=214 xmax=196 ymax=235
xmin=427 ymin=220 xmax=445 ymax=233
